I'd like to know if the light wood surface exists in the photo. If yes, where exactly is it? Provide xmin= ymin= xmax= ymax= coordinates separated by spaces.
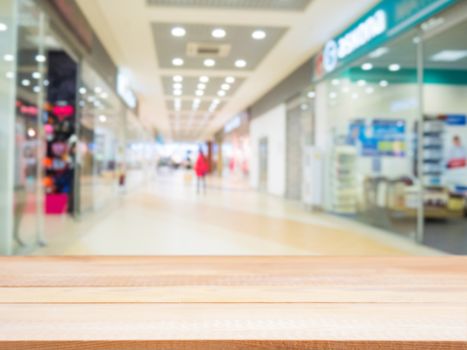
xmin=0 ymin=256 xmax=466 ymax=349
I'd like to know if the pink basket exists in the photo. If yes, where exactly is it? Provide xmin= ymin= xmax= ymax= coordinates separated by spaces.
xmin=45 ymin=194 xmax=68 ymax=215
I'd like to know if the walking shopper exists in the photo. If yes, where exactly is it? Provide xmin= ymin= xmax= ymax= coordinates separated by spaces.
xmin=195 ymin=150 xmax=208 ymax=194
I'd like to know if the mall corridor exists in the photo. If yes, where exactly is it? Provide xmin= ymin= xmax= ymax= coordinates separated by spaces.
xmin=2 ymin=0 xmax=467 ymax=348
xmin=32 ymin=173 xmax=438 ymax=256
xmin=2 ymin=0 xmax=467 ymax=257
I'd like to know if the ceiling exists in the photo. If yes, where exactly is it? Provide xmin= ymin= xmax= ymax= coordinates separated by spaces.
xmin=76 ymin=0 xmax=378 ymax=141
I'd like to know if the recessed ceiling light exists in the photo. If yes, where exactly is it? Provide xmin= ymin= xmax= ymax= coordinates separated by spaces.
xmin=33 ymin=86 xmax=40 ymax=93
xmin=197 ymin=83 xmax=206 ymax=90
xmin=101 ymin=92 xmax=108 ymax=99
xmin=5 ymin=71 xmax=15 ymax=79
xmin=94 ymin=87 xmax=102 ymax=94
xmin=32 ymin=72 xmax=41 ymax=79
xmin=235 ymin=59 xmax=247 ymax=68
xmin=204 ymin=59 xmax=216 ymax=67
xmin=341 ymin=86 xmax=350 ymax=93
xmin=388 ymin=64 xmax=401 ymax=72
xmin=173 ymin=89 xmax=182 ymax=96
xmin=357 ymin=79 xmax=366 ymax=87
xmin=361 ymin=63 xmax=373 ymax=71
xmin=172 ymin=58 xmax=184 ymax=66
xmin=252 ymin=30 xmax=266 ymax=40
xmin=195 ymin=90 xmax=204 ymax=96
xmin=199 ymin=76 xmax=209 ymax=83
xmin=171 ymin=27 xmax=186 ymax=37
xmin=21 ymin=79 xmax=31 ymax=87
xmin=27 ymin=128 xmax=36 ymax=138
xmin=217 ymin=90 xmax=226 ymax=97
xmin=221 ymin=84 xmax=230 ymax=90
xmin=213 ymin=98 xmax=220 ymax=104
xmin=368 ymin=47 xmax=389 ymax=58
xmin=331 ymin=79 xmax=340 ymax=86
xmin=99 ymin=115 xmax=107 ymax=123
xmin=307 ymin=91 xmax=315 ymax=98
xmin=35 ymin=54 xmax=46 ymax=63
xmin=173 ymin=83 xmax=183 ymax=90
xmin=193 ymin=98 xmax=201 ymax=104
xmin=380 ymin=80 xmax=389 ymax=87
xmin=3 ymin=54 xmax=14 ymax=62
xmin=211 ymin=28 xmax=226 ymax=39
xmin=79 ymin=87 xmax=87 ymax=94
xmin=430 ymin=50 xmax=467 ymax=62
xmin=43 ymin=79 xmax=49 ymax=86
xmin=0 ymin=23 xmax=7 ymax=32
xmin=225 ymin=76 xmax=235 ymax=84
xmin=173 ymin=75 xmax=183 ymax=82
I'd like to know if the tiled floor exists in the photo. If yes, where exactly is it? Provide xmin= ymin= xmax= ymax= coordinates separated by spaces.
xmin=33 ymin=172 xmax=440 ymax=256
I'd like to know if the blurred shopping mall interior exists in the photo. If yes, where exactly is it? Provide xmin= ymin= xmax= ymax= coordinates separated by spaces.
xmin=1 ymin=0 xmax=467 ymax=256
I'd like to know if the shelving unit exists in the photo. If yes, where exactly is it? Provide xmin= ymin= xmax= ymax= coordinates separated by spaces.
xmin=330 ymin=146 xmax=358 ymax=214
xmin=421 ymin=118 xmax=444 ymax=187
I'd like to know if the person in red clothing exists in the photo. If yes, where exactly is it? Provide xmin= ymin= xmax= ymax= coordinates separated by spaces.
xmin=194 ymin=149 xmax=209 ymax=194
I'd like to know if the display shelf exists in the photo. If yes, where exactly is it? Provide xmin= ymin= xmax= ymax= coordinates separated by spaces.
xmin=329 ymin=146 xmax=358 ymax=214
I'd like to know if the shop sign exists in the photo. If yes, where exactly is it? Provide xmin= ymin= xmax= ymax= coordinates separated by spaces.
xmin=117 ymin=72 xmax=137 ymax=110
xmin=323 ymin=9 xmax=387 ymax=73
xmin=224 ymin=112 xmax=248 ymax=134
xmin=224 ymin=116 xmax=241 ymax=134
xmin=315 ymin=0 xmax=457 ymax=79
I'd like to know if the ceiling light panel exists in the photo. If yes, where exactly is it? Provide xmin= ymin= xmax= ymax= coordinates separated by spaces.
xmin=430 ymin=50 xmax=467 ymax=62
xmin=152 ymin=23 xmax=287 ymax=70
xmin=161 ymin=76 xmax=243 ymax=97
xmin=166 ymin=100 xmax=225 ymax=113
xmin=146 ymin=0 xmax=311 ymax=11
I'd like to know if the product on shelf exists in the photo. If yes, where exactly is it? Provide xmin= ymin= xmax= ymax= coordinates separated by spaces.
xmin=330 ymin=146 xmax=358 ymax=214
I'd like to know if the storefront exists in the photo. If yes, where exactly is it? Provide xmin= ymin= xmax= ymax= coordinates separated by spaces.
xmin=312 ymin=0 xmax=467 ymax=254
xmin=219 ymin=112 xmax=250 ymax=181
xmin=0 ymin=0 xmax=144 ymax=255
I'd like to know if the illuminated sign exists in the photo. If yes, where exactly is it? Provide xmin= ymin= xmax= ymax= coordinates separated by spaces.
xmin=117 ymin=72 xmax=137 ymax=110
xmin=324 ymin=9 xmax=387 ymax=73
xmin=315 ymin=0 xmax=457 ymax=79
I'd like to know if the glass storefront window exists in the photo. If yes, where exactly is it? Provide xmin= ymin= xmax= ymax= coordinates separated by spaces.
xmin=13 ymin=0 xmax=46 ymax=251
xmin=0 ymin=0 xmax=17 ymax=254
xmin=77 ymin=63 xmax=124 ymax=213
xmin=319 ymin=29 xmax=421 ymax=239
xmin=420 ymin=4 xmax=467 ymax=254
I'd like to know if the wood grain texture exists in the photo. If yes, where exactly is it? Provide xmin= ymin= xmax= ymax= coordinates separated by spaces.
xmin=0 ymin=257 xmax=466 ymax=349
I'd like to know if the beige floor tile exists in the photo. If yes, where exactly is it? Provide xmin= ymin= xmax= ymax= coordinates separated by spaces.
xmin=33 ymin=173 xmax=441 ymax=256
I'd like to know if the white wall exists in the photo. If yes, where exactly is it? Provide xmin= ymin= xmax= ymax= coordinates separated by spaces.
xmin=425 ymin=84 xmax=467 ymax=115
xmin=250 ymin=104 xmax=286 ymax=196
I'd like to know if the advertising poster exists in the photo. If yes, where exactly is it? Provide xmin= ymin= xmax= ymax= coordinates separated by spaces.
xmin=348 ymin=119 xmax=406 ymax=157
xmin=444 ymin=115 xmax=467 ymax=194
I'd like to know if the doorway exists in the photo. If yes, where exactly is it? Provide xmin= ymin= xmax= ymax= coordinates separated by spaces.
xmin=258 ymin=137 xmax=268 ymax=192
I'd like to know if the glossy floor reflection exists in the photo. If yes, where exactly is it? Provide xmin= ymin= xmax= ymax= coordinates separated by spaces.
xmin=34 ymin=172 xmax=440 ymax=256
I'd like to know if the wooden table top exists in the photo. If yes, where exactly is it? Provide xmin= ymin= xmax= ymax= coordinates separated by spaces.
xmin=0 ymin=256 xmax=466 ymax=349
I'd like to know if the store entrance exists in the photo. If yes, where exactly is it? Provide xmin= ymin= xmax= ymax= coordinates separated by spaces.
xmin=258 ymin=137 xmax=268 ymax=193
xmin=421 ymin=11 xmax=467 ymax=254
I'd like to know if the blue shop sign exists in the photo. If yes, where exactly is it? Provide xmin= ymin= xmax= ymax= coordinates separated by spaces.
xmin=315 ymin=0 xmax=458 ymax=79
